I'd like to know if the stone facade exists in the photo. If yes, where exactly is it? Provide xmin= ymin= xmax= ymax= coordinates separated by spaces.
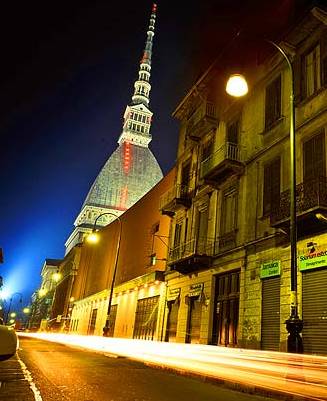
xmin=160 ymin=7 xmax=327 ymax=353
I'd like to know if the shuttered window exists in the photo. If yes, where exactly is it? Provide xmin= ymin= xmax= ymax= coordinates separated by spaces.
xmin=133 ymin=296 xmax=159 ymax=340
xmin=263 ymin=157 xmax=281 ymax=216
xmin=87 ymin=308 xmax=98 ymax=335
xmin=265 ymin=75 xmax=281 ymax=130
xmin=261 ymin=278 xmax=280 ymax=351
xmin=165 ymin=300 xmax=179 ymax=342
xmin=221 ymin=186 xmax=238 ymax=235
xmin=185 ymin=297 xmax=202 ymax=344
xmin=303 ymin=132 xmax=325 ymax=181
xmin=227 ymin=119 xmax=239 ymax=145
xmin=302 ymin=268 xmax=327 ymax=354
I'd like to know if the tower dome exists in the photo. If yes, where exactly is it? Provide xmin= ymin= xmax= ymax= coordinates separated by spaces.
xmin=65 ymin=4 xmax=163 ymax=254
xmin=83 ymin=143 xmax=162 ymax=211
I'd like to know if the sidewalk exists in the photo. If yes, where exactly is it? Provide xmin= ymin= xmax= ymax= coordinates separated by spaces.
xmin=0 ymin=355 xmax=35 ymax=401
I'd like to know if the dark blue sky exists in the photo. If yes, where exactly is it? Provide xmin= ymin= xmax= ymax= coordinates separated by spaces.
xmin=0 ymin=0 xmax=316 ymax=306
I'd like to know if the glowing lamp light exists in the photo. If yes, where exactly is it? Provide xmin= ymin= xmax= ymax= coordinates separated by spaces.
xmin=23 ymin=307 xmax=30 ymax=314
xmin=10 ymin=312 xmax=16 ymax=318
xmin=39 ymin=288 xmax=48 ymax=297
xmin=226 ymin=74 xmax=248 ymax=97
xmin=9 ymin=319 xmax=15 ymax=324
xmin=87 ymin=231 xmax=99 ymax=244
xmin=52 ymin=272 xmax=62 ymax=282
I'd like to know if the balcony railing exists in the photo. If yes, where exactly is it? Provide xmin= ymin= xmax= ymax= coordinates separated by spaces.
xmin=159 ymin=184 xmax=192 ymax=213
xmin=199 ymin=142 xmax=244 ymax=186
xmin=168 ymin=237 xmax=214 ymax=265
xmin=186 ymin=102 xmax=218 ymax=139
xmin=271 ymin=176 xmax=327 ymax=226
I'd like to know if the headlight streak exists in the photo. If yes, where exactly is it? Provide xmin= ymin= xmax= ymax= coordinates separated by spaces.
xmin=19 ymin=333 xmax=327 ymax=400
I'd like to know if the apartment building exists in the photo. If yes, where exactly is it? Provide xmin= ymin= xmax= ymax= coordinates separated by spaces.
xmin=159 ymin=7 xmax=327 ymax=354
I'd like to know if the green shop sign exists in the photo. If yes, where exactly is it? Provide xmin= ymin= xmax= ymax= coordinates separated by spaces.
xmin=299 ymin=250 xmax=327 ymax=271
xmin=260 ymin=260 xmax=281 ymax=279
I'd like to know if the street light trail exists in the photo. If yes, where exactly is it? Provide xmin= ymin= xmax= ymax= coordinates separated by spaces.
xmin=19 ymin=333 xmax=327 ymax=400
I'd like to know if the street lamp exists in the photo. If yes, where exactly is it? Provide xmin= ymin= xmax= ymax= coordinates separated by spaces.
xmin=88 ymin=212 xmax=122 ymax=337
xmin=226 ymin=40 xmax=303 ymax=353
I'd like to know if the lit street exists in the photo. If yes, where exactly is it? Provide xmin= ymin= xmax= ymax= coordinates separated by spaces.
xmin=9 ymin=333 xmax=327 ymax=401
xmin=1 ymin=336 xmax=274 ymax=401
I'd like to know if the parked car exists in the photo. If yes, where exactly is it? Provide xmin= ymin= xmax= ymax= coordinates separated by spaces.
xmin=0 ymin=322 xmax=18 ymax=361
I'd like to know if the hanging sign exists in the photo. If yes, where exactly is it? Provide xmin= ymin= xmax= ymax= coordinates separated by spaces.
xmin=299 ymin=250 xmax=327 ymax=271
xmin=189 ymin=283 xmax=204 ymax=297
xmin=167 ymin=287 xmax=181 ymax=301
xmin=260 ymin=260 xmax=281 ymax=279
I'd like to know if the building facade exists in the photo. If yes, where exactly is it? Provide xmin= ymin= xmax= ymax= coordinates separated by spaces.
xmin=29 ymin=258 xmax=62 ymax=330
xmin=160 ymin=7 xmax=327 ymax=354
xmin=69 ymin=168 xmax=175 ymax=339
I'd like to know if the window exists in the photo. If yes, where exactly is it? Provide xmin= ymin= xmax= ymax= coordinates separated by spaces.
xmin=201 ymin=138 xmax=214 ymax=162
xmin=180 ymin=160 xmax=191 ymax=195
xmin=227 ymin=119 xmax=239 ymax=145
xmin=220 ymin=185 xmax=238 ymax=235
xmin=196 ymin=207 xmax=209 ymax=253
xmin=265 ymin=75 xmax=281 ymax=129
xmin=302 ymin=44 xmax=321 ymax=98
xmin=133 ymin=296 xmax=159 ymax=340
xmin=303 ymin=132 xmax=325 ymax=181
xmin=173 ymin=223 xmax=182 ymax=248
xmin=263 ymin=157 xmax=281 ymax=216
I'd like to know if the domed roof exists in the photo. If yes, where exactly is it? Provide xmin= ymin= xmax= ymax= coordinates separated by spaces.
xmin=83 ymin=143 xmax=163 ymax=211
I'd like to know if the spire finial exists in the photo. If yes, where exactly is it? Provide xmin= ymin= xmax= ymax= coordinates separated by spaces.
xmin=131 ymin=3 xmax=157 ymax=107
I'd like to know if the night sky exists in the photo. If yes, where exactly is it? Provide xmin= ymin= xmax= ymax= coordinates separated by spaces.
xmin=0 ymin=0 xmax=318 ymax=307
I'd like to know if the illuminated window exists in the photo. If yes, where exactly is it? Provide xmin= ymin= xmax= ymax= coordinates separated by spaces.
xmin=263 ymin=157 xmax=280 ymax=216
xmin=265 ymin=75 xmax=281 ymax=130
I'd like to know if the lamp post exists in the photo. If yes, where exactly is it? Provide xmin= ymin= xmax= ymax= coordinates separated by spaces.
xmin=5 ymin=292 xmax=22 ymax=324
xmin=88 ymin=212 xmax=122 ymax=337
xmin=226 ymin=40 xmax=303 ymax=353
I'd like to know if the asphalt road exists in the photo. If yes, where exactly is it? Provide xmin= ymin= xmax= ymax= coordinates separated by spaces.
xmin=1 ymin=337 xmax=276 ymax=401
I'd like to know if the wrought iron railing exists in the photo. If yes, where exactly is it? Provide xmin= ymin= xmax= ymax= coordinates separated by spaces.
xmin=168 ymin=237 xmax=214 ymax=264
xmin=186 ymin=102 xmax=218 ymax=137
xmin=271 ymin=176 xmax=327 ymax=224
xmin=200 ymin=142 xmax=243 ymax=179
xmin=159 ymin=184 xmax=190 ymax=211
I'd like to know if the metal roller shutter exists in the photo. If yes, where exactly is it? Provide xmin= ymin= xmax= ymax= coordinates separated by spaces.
xmin=302 ymin=268 xmax=327 ymax=354
xmin=261 ymin=277 xmax=280 ymax=351
xmin=165 ymin=300 xmax=179 ymax=342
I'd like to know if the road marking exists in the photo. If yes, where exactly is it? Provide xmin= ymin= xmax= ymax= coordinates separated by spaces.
xmin=17 ymin=355 xmax=43 ymax=401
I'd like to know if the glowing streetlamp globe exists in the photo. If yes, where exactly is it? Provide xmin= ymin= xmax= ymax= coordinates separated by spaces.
xmin=87 ymin=232 xmax=100 ymax=244
xmin=226 ymin=74 xmax=249 ymax=97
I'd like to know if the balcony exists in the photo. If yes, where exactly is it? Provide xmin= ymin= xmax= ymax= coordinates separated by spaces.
xmin=168 ymin=237 xmax=214 ymax=274
xmin=270 ymin=177 xmax=327 ymax=237
xmin=200 ymin=142 xmax=245 ymax=186
xmin=186 ymin=102 xmax=218 ymax=140
xmin=159 ymin=184 xmax=192 ymax=216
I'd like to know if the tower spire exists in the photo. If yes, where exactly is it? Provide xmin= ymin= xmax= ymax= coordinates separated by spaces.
xmin=118 ymin=4 xmax=157 ymax=148
xmin=131 ymin=3 xmax=157 ymax=107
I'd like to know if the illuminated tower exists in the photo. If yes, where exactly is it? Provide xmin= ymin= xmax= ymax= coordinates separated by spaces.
xmin=65 ymin=4 xmax=163 ymax=254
